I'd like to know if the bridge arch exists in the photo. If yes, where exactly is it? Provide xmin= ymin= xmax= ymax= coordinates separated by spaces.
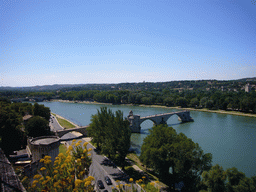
xmin=128 ymin=110 xmax=193 ymax=133
xmin=140 ymin=118 xmax=157 ymax=126
xmin=139 ymin=118 xmax=156 ymax=131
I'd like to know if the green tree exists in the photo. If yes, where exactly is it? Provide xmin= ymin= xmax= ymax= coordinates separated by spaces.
xmin=0 ymin=106 xmax=25 ymax=155
xmin=202 ymin=164 xmax=227 ymax=192
xmin=33 ymin=103 xmax=51 ymax=121
xmin=226 ymin=167 xmax=245 ymax=192
xmin=140 ymin=124 xmax=212 ymax=190
xmin=190 ymin=97 xmax=199 ymax=108
xmin=87 ymin=107 xmax=131 ymax=168
xmin=176 ymin=97 xmax=188 ymax=107
xmin=25 ymin=116 xmax=52 ymax=137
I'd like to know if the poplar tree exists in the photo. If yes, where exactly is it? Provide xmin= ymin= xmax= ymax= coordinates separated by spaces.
xmin=87 ymin=107 xmax=131 ymax=168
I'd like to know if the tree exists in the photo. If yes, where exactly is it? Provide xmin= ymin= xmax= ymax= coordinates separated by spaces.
xmin=190 ymin=97 xmax=199 ymax=108
xmin=33 ymin=103 xmax=51 ymax=121
xmin=87 ymin=107 xmax=131 ymax=168
xmin=0 ymin=104 xmax=25 ymax=155
xmin=140 ymin=124 xmax=212 ymax=190
xmin=25 ymin=116 xmax=52 ymax=137
xmin=176 ymin=97 xmax=188 ymax=107
xmin=202 ymin=164 xmax=227 ymax=192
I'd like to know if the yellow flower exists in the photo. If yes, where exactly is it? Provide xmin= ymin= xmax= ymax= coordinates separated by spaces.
xmin=32 ymin=180 xmax=38 ymax=184
xmin=83 ymin=149 xmax=87 ymax=153
xmin=58 ymin=153 xmax=64 ymax=158
xmin=84 ymin=180 xmax=91 ymax=187
xmin=39 ymin=177 xmax=44 ymax=181
xmin=40 ymin=159 xmax=44 ymax=163
xmin=129 ymin=178 xmax=133 ymax=182
xmin=33 ymin=174 xmax=42 ymax=179
xmin=75 ymin=143 xmax=80 ymax=147
xmin=68 ymin=146 xmax=73 ymax=151
xmin=44 ymin=155 xmax=51 ymax=159
xmin=83 ymin=142 xmax=88 ymax=147
xmin=53 ymin=182 xmax=59 ymax=188
xmin=88 ymin=148 xmax=92 ymax=152
xmin=75 ymin=179 xmax=83 ymax=187
xmin=87 ymin=176 xmax=94 ymax=181
xmin=72 ymin=139 xmax=76 ymax=143
xmin=155 ymin=181 xmax=159 ymax=183
xmin=77 ymin=140 xmax=82 ymax=143
xmin=44 ymin=159 xmax=52 ymax=164
xmin=141 ymin=184 xmax=145 ymax=188
xmin=142 ymin=176 xmax=146 ymax=179
xmin=46 ymin=176 xmax=51 ymax=181
xmin=40 ymin=167 xmax=46 ymax=171
xmin=76 ymin=158 xmax=81 ymax=163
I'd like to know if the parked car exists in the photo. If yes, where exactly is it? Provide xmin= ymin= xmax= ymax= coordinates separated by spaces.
xmin=105 ymin=176 xmax=112 ymax=185
xmin=97 ymin=180 xmax=105 ymax=189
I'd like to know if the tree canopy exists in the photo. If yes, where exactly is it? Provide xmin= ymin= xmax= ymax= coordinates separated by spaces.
xmin=87 ymin=107 xmax=131 ymax=168
xmin=140 ymin=124 xmax=212 ymax=191
xmin=201 ymin=165 xmax=256 ymax=192
xmin=25 ymin=116 xmax=52 ymax=137
xmin=0 ymin=100 xmax=52 ymax=155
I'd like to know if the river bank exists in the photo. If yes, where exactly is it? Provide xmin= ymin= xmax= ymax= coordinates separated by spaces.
xmin=51 ymin=99 xmax=256 ymax=118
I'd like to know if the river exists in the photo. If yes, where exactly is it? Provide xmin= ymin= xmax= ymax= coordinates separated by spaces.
xmin=39 ymin=101 xmax=256 ymax=177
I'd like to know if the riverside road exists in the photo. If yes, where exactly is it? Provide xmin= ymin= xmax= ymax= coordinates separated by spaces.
xmin=50 ymin=115 xmax=134 ymax=192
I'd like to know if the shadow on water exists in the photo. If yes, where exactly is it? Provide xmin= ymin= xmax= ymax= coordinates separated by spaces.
xmin=167 ymin=122 xmax=182 ymax=127
xmin=140 ymin=128 xmax=151 ymax=135
xmin=129 ymin=143 xmax=141 ymax=154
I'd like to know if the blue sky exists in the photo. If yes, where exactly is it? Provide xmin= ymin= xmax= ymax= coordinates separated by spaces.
xmin=1 ymin=0 xmax=256 ymax=87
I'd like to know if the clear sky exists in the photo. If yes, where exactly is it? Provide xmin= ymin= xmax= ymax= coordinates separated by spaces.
xmin=1 ymin=0 xmax=256 ymax=87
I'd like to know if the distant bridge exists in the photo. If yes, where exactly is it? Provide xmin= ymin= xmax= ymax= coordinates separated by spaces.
xmin=127 ymin=110 xmax=193 ymax=133
xmin=55 ymin=126 xmax=89 ymax=139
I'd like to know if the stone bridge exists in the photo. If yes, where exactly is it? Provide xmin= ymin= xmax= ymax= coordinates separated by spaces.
xmin=55 ymin=126 xmax=89 ymax=138
xmin=127 ymin=110 xmax=193 ymax=133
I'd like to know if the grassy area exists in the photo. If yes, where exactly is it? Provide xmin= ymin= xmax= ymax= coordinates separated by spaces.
xmin=51 ymin=113 xmax=57 ymax=117
xmin=56 ymin=117 xmax=75 ymax=129
xmin=126 ymin=153 xmax=167 ymax=189
xmin=51 ymin=112 xmax=75 ymax=129
xmin=59 ymin=144 xmax=67 ymax=156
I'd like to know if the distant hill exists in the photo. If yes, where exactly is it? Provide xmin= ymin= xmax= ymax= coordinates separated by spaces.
xmin=0 ymin=77 xmax=255 ymax=92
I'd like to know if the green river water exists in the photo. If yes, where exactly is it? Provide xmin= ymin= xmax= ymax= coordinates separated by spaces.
xmin=39 ymin=101 xmax=256 ymax=177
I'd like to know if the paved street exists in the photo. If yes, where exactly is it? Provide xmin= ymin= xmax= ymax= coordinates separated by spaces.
xmin=49 ymin=115 xmax=134 ymax=192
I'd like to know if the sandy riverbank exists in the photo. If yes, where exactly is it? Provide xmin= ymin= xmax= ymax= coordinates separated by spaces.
xmin=50 ymin=99 xmax=256 ymax=118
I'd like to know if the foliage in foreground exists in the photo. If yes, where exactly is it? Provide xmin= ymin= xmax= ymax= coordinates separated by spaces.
xmin=23 ymin=140 xmax=94 ymax=192
xmin=201 ymin=165 xmax=256 ymax=192
xmin=140 ymin=124 xmax=212 ymax=191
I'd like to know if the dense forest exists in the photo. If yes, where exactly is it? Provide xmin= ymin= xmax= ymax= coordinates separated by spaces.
xmin=1 ymin=79 xmax=256 ymax=113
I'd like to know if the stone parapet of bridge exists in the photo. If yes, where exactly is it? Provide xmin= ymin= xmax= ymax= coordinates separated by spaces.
xmin=128 ymin=110 xmax=193 ymax=133
xmin=55 ymin=126 xmax=89 ymax=138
